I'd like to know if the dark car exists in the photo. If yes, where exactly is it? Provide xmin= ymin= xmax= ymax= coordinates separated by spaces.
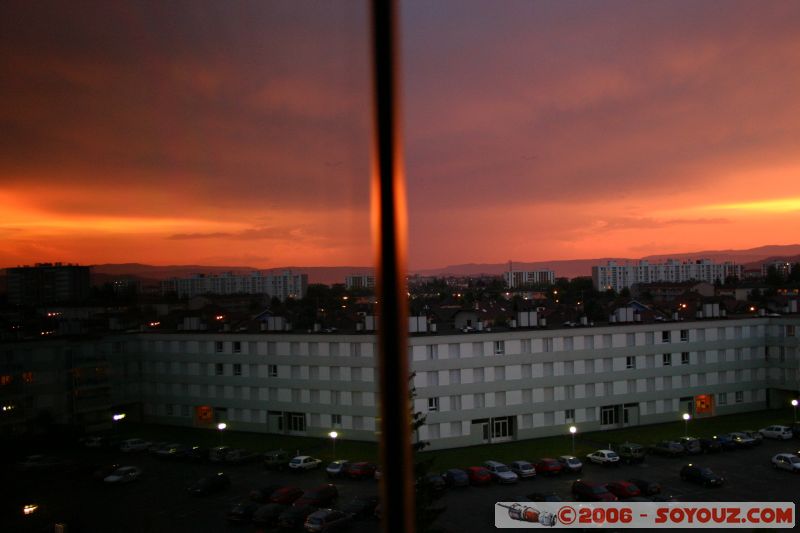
xmin=278 ymin=505 xmax=318 ymax=529
xmin=250 ymin=484 xmax=284 ymax=503
xmin=698 ymin=436 xmax=723 ymax=453
xmin=572 ymin=480 xmax=618 ymax=502
xmin=92 ymin=463 xmax=121 ymax=482
xmin=305 ymin=509 xmax=354 ymax=532
xmin=294 ymin=484 xmax=339 ymax=507
xmin=264 ymin=449 xmax=291 ymax=471
xmin=347 ymin=462 xmax=377 ymax=480
xmin=714 ymin=434 xmax=739 ymax=451
xmin=227 ymin=501 xmax=260 ymax=522
xmin=187 ymin=472 xmax=230 ymax=495
xmin=252 ymin=503 xmax=288 ymax=527
xmin=677 ymin=437 xmax=702 ymax=455
xmin=527 ymin=492 xmax=563 ymax=502
xmin=534 ymin=458 xmax=563 ymax=475
xmin=680 ymin=464 xmax=724 ymax=487
xmin=726 ymin=432 xmax=756 ymax=448
xmin=442 ymin=468 xmax=469 ymax=487
xmin=225 ymin=448 xmax=262 ymax=464
xmin=650 ymin=440 xmax=684 ymax=456
xmin=270 ymin=486 xmax=305 ymax=505
xmin=466 ymin=466 xmax=492 ymax=485
xmin=605 ymin=481 xmax=642 ymax=499
xmin=155 ymin=443 xmax=189 ymax=460
xmin=419 ymin=473 xmax=446 ymax=492
xmin=742 ymin=430 xmax=764 ymax=445
xmin=186 ymin=445 xmax=210 ymax=462
xmin=628 ymin=478 xmax=661 ymax=496
xmin=340 ymin=495 xmax=379 ymax=519
xmin=617 ymin=442 xmax=646 ymax=464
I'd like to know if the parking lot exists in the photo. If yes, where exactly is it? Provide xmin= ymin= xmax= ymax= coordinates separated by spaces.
xmin=4 ymin=436 xmax=800 ymax=532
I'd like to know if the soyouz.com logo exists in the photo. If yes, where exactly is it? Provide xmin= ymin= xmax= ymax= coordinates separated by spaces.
xmin=494 ymin=502 xmax=795 ymax=528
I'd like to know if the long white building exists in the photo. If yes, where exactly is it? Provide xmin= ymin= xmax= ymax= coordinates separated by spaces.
xmin=504 ymin=270 xmax=556 ymax=288
xmin=592 ymin=259 xmax=743 ymax=292
xmin=160 ymin=270 xmax=307 ymax=301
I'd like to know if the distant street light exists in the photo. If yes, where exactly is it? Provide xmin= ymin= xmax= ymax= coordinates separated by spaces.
xmin=112 ymin=413 xmax=126 ymax=422
xmin=682 ymin=413 xmax=691 ymax=437
xmin=569 ymin=426 xmax=577 ymax=455
xmin=792 ymin=399 xmax=798 ymax=423
xmin=329 ymin=431 xmax=338 ymax=457
xmin=217 ymin=422 xmax=227 ymax=445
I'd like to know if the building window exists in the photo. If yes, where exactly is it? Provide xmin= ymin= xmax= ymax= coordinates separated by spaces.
xmin=661 ymin=331 xmax=670 ymax=343
xmin=735 ymin=391 xmax=744 ymax=403
xmin=680 ymin=329 xmax=689 ymax=342
xmin=492 ymin=416 xmax=513 ymax=439
xmin=625 ymin=356 xmax=635 ymax=369
xmin=268 ymin=364 xmax=278 ymax=378
xmin=166 ymin=404 xmax=173 ymax=416
xmin=681 ymin=352 xmax=690 ymax=365
xmin=215 ymin=363 xmax=224 ymax=376
xmin=662 ymin=353 xmax=671 ymax=366
xmin=601 ymin=405 xmax=619 ymax=426
xmin=351 ymin=343 xmax=362 ymax=357
xmin=0 ymin=375 xmax=11 ymax=386
xmin=331 ymin=414 xmax=342 ymax=426
xmin=494 ymin=341 xmax=505 ymax=355
xmin=215 ymin=341 xmax=223 ymax=353
xmin=565 ymin=408 xmax=575 ymax=422
xmin=717 ymin=393 xmax=727 ymax=405
xmin=521 ymin=339 xmax=531 ymax=353
xmin=427 ymin=397 xmax=439 ymax=412
xmin=288 ymin=412 xmax=306 ymax=432
xmin=181 ymin=405 xmax=189 ymax=417
xmin=233 ymin=341 xmax=241 ymax=353
xmin=233 ymin=363 xmax=242 ymax=376
xmin=22 ymin=371 xmax=34 ymax=384
xmin=427 ymin=345 xmax=438 ymax=360
xmin=788 ymin=325 xmax=796 ymax=337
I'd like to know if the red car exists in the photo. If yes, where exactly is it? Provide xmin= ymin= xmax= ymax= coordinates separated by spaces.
xmin=572 ymin=480 xmax=618 ymax=502
xmin=347 ymin=462 xmax=377 ymax=480
xmin=466 ymin=466 xmax=492 ymax=485
xmin=605 ymin=481 xmax=642 ymax=499
xmin=269 ymin=486 xmax=304 ymax=505
xmin=293 ymin=484 xmax=338 ymax=507
xmin=534 ymin=458 xmax=563 ymax=476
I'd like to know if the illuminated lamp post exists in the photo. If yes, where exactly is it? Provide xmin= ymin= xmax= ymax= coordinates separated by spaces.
xmin=792 ymin=399 xmax=798 ymax=424
xmin=217 ymin=422 xmax=227 ymax=445
xmin=682 ymin=413 xmax=691 ymax=437
xmin=329 ymin=431 xmax=338 ymax=457
xmin=569 ymin=426 xmax=577 ymax=455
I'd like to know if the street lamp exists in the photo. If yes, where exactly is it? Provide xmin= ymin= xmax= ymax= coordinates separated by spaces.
xmin=112 ymin=413 xmax=126 ymax=422
xmin=329 ymin=431 xmax=338 ymax=457
xmin=569 ymin=426 xmax=577 ymax=455
xmin=792 ymin=400 xmax=798 ymax=423
xmin=682 ymin=413 xmax=691 ymax=437
xmin=217 ymin=422 xmax=227 ymax=445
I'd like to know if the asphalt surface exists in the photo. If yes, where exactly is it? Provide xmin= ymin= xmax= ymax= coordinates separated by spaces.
xmin=3 ymin=437 xmax=800 ymax=532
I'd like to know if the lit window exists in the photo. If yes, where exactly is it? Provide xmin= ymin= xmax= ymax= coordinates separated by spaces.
xmin=22 ymin=372 xmax=33 ymax=384
xmin=0 ymin=375 xmax=11 ymax=386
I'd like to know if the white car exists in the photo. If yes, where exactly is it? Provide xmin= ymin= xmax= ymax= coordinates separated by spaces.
xmin=558 ymin=455 xmax=583 ymax=473
xmin=509 ymin=460 xmax=536 ymax=478
xmin=759 ymin=425 xmax=793 ymax=440
xmin=586 ymin=449 xmax=620 ymax=465
xmin=484 ymin=460 xmax=519 ymax=484
xmin=288 ymin=455 xmax=322 ymax=470
xmin=120 ymin=438 xmax=151 ymax=452
xmin=326 ymin=460 xmax=350 ymax=477
xmin=772 ymin=453 xmax=800 ymax=472
xmin=104 ymin=466 xmax=142 ymax=484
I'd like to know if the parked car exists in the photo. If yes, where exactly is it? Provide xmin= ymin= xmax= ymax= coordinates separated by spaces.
xmin=727 ymin=432 xmax=757 ymax=448
xmin=650 ymin=440 xmax=684 ymax=456
xmin=698 ymin=436 xmax=723 ymax=453
xmin=605 ymin=480 xmax=642 ymax=499
xmin=677 ymin=437 xmax=702 ymax=455
xmin=264 ymin=449 xmax=291 ymax=470
xmin=155 ymin=443 xmax=189 ymax=460
xmin=680 ymin=464 xmax=725 ymax=486
xmin=187 ymin=472 xmax=231 ymax=495
xmin=617 ymin=442 xmax=646 ymax=464
xmin=250 ymin=484 xmax=284 ymax=503
xmin=571 ymin=480 xmax=618 ymax=501
xmin=278 ymin=505 xmax=318 ymax=529
xmin=326 ymin=460 xmax=351 ymax=478
xmin=586 ymin=450 xmax=620 ymax=465
xmin=742 ymin=430 xmax=764 ymax=444
xmin=759 ymin=425 xmax=793 ymax=440
xmin=771 ymin=453 xmax=800 ymax=472
xmin=340 ymin=495 xmax=379 ymax=519
xmin=466 ymin=466 xmax=492 ymax=485
xmin=120 ymin=438 xmax=151 ymax=452
xmin=557 ymin=455 xmax=583 ymax=473
xmin=225 ymin=449 xmax=261 ymax=464
xmin=103 ymin=466 xmax=142 ymax=484
xmin=346 ymin=462 xmax=376 ymax=480
xmin=484 ymin=461 xmax=519 ymax=484
xmin=526 ymin=492 xmax=563 ymax=502
xmin=441 ymin=468 xmax=469 ymax=487
xmin=294 ymin=484 xmax=339 ymax=507
xmin=15 ymin=455 xmax=70 ymax=472
xmin=83 ymin=436 xmax=107 ymax=448
xmin=289 ymin=456 xmax=323 ymax=471
xmin=509 ymin=460 xmax=536 ymax=478
xmin=252 ymin=503 xmax=288 ymax=527
xmin=209 ymin=446 xmax=232 ymax=462
xmin=534 ymin=458 xmax=563 ymax=475
xmin=270 ymin=486 xmax=305 ymax=505
xmin=628 ymin=478 xmax=661 ymax=496
xmin=714 ymin=434 xmax=739 ymax=451
xmin=419 ymin=473 xmax=446 ymax=492
xmin=148 ymin=441 xmax=169 ymax=454
xmin=92 ymin=463 xmax=121 ymax=482
xmin=227 ymin=501 xmax=260 ymax=522
xmin=305 ymin=509 xmax=354 ymax=532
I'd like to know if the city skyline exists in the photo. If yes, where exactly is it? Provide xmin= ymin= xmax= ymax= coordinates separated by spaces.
xmin=2 ymin=1 xmax=800 ymax=270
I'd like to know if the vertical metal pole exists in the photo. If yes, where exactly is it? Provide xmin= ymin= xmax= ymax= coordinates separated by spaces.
xmin=371 ymin=2 xmax=415 ymax=533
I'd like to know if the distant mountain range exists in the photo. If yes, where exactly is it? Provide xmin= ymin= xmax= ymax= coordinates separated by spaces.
xmin=4 ymin=244 xmax=799 ymax=286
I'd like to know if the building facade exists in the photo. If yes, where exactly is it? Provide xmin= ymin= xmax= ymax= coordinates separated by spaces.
xmin=345 ymin=275 xmax=375 ymax=290
xmin=95 ymin=314 xmax=800 ymax=450
xmin=592 ymin=259 xmax=744 ymax=292
xmin=503 ymin=270 xmax=556 ymax=288
xmin=160 ymin=270 xmax=308 ymax=301
xmin=6 ymin=263 xmax=91 ymax=306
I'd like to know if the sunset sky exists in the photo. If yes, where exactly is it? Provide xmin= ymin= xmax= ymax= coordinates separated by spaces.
xmin=2 ymin=1 xmax=800 ymax=271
